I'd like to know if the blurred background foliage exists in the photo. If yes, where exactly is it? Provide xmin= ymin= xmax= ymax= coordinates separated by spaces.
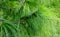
xmin=0 ymin=0 xmax=60 ymax=37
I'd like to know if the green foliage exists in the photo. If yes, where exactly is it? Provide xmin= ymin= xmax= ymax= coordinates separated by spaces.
xmin=0 ymin=0 xmax=60 ymax=37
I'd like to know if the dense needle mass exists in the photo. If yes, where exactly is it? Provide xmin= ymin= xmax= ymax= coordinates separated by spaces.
xmin=0 ymin=0 xmax=60 ymax=37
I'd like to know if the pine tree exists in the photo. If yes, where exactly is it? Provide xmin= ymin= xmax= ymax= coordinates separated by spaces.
xmin=0 ymin=0 xmax=60 ymax=37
